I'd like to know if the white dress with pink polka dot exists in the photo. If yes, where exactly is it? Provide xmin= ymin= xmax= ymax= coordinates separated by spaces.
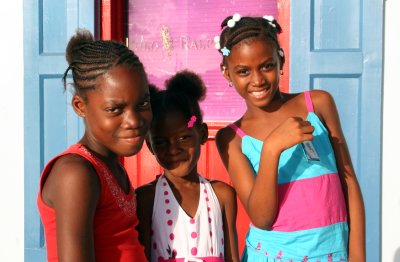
xmin=151 ymin=174 xmax=225 ymax=262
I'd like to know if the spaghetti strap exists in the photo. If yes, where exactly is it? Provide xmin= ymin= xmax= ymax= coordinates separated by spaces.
xmin=304 ymin=91 xmax=314 ymax=113
xmin=228 ymin=123 xmax=246 ymax=138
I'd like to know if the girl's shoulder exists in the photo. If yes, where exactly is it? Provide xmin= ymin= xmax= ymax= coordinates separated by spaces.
xmin=307 ymin=89 xmax=334 ymax=104
xmin=215 ymin=120 xmax=244 ymax=149
xmin=135 ymin=180 xmax=157 ymax=220
xmin=216 ymin=121 xmax=240 ymax=138
xmin=135 ymin=179 xmax=157 ymax=198
xmin=283 ymin=90 xmax=335 ymax=119
xmin=46 ymin=153 xmax=100 ymax=187
xmin=209 ymin=179 xmax=235 ymax=191
xmin=41 ymin=153 xmax=101 ymax=209
xmin=209 ymin=180 xmax=236 ymax=204
xmin=306 ymin=89 xmax=337 ymax=121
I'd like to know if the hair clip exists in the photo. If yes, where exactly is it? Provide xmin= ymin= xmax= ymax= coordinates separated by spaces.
xmin=214 ymin=35 xmax=230 ymax=56
xmin=263 ymin=15 xmax=274 ymax=22
xmin=221 ymin=46 xmax=230 ymax=56
xmin=187 ymin=115 xmax=197 ymax=128
xmin=227 ymin=13 xmax=241 ymax=28
xmin=214 ymin=36 xmax=221 ymax=50
xmin=263 ymin=15 xmax=276 ymax=28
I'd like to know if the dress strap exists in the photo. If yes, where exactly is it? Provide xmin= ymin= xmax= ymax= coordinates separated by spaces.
xmin=304 ymin=90 xmax=314 ymax=113
xmin=228 ymin=123 xmax=246 ymax=138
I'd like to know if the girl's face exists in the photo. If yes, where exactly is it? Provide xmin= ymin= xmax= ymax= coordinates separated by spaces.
xmin=147 ymin=111 xmax=207 ymax=178
xmin=73 ymin=65 xmax=152 ymax=157
xmin=223 ymin=37 xmax=281 ymax=109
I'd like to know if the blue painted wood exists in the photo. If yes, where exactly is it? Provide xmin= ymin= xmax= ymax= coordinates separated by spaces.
xmin=290 ymin=0 xmax=383 ymax=261
xmin=24 ymin=0 xmax=93 ymax=260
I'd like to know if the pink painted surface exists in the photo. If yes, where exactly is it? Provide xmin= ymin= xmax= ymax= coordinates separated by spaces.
xmin=127 ymin=0 xmax=277 ymax=121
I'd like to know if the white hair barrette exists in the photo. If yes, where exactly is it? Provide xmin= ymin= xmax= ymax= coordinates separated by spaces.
xmin=227 ymin=13 xmax=241 ymax=28
xmin=263 ymin=15 xmax=276 ymax=28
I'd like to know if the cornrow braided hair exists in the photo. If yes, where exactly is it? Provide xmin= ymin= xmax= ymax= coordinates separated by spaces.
xmin=218 ymin=16 xmax=284 ymax=65
xmin=63 ymin=29 xmax=144 ymax=97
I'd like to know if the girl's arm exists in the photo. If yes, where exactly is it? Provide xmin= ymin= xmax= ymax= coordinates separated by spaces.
xmin=211 ymin=181 xmax=239 ymax=262
xmin=135 ymin=183 xmax=156 ymax=261
xmin=215 ymin=119 xmax=314 ymax=229
xmin=41 ymin=155 xmax=100 ymax=262
xmin=313 ymin=90 xmax=366 ymax=262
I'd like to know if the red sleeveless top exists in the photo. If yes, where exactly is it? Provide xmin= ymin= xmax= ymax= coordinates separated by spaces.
xmin=37 ymin=144 xmax=147 ymax=262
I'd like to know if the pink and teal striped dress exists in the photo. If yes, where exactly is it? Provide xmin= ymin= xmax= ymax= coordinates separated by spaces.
xmin=230 ymin=91 xmax=348 ymax=262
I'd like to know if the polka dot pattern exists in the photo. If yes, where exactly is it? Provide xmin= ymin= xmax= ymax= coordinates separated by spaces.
xmin=151 ymin=175 xmax=225 ymax=260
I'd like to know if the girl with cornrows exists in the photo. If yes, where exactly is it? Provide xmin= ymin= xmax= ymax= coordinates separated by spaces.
xmin=214 ymin=14 xmax=365 ymax=261
xmin=136 ymin=70 xmax=239 ymax=262
xmin=37 ymin=29 xmax=149 ymax=261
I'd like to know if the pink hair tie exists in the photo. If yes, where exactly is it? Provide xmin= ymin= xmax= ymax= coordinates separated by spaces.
xmin=187 ymin=115 xmax=197 ymax=128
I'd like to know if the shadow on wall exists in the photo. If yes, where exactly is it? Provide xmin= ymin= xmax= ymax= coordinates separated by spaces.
xmin=395 ymin=247 xmax=400 ymax=262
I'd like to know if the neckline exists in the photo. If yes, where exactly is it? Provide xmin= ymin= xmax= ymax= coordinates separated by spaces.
xmin=77 ymin=144 xmax=132 ymax=196
xmin=239 ymin=112 xmax=318 ymax=142
xmin=160 ymin=174 xmax=203 ymax=219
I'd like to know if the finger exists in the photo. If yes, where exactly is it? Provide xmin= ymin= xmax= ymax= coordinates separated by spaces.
xmin=292 ymin=116 xmax=303 ymax=122
xmin=302 ymin=133 xmax=314 ymax=141
xmin=301 ymin=125 xmax=315 ymax=134
xmin=300 ymin=120 xmax=312 ymax=127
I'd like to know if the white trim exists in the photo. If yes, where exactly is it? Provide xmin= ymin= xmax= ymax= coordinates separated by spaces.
xmin=0 ymin=0 xmax=24 ymax=260
xmin=382 ymin=0 xmax=400 ymax=261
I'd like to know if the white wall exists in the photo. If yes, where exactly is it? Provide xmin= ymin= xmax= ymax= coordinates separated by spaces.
xmin=382 ymin=0 xmax=400 ymax=261
xmin=0 ymin=0 xmax=24 ymax=261
xmin=0 ymin=1 xmax=398 ymax=261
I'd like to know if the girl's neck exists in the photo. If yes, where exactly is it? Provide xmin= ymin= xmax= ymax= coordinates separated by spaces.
xmin=244 ymin=92 xmax=287 ymax=120
xmin=79 ymin=137 xmax=119 ymax=165
xmin=163 ymin=170 xmax=200 ymax=187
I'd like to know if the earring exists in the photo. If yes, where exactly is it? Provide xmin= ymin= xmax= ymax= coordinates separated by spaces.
xmin=280 ymin=70 xmax=284 ymax=76
xmin=221 ymin=66 xmax=226 ymax=75
xmin=228 ymin=81 xmax=233 ymax=87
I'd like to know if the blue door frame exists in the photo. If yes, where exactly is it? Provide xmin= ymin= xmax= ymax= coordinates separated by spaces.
xmin=24 ymin=0 xmax=93 ymax=260
xmin=290 ymin=1 xmax=383 ymax=261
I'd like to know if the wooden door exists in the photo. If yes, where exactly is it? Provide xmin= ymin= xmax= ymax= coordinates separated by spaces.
xmin=24 ymin=0 xmax=94 ymax=260
xmin=290 ymin=0 xmax=383 ymax=260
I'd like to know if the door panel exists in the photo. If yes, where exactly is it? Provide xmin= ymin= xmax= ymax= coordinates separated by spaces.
xmin=290 ymin=0 xmax=383 ymax=260
xmin=24 ymin=0 xmax=93 ymax=260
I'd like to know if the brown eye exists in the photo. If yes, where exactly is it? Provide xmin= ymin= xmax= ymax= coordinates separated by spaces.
xmin=105 ymin=107 xmax=122 ymax=114
xmin=178 ymin=135 xmax=191 ymax=142
xmin=137 ymin=100 xmax=151 ymax=111
xmin=237 ymin=68 xmax=249 ymax=76
xmin=262 ymin=62 xmax=276 ymax=71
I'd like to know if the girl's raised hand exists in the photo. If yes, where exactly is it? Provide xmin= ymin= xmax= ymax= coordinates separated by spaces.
xmin=264 ymin=117 xmax=315 ymax=153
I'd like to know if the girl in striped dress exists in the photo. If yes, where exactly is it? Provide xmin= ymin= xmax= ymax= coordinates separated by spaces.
xmin=214 ymin=14 xmax=365 ymax=262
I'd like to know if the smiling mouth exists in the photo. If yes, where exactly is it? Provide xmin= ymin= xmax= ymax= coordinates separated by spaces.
xmin=250 ymin=87 xmax=270 ymax=99
xmin=120 ymin=136 xmax=142 ymax=144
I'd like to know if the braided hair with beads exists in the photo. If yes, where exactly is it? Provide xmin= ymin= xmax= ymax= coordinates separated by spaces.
xmin=217 ymin=15 xmax=285 ymax=66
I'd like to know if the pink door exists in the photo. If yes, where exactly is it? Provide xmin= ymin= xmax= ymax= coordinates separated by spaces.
xmin=100 ymin=0 xmax=290 ymax=254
